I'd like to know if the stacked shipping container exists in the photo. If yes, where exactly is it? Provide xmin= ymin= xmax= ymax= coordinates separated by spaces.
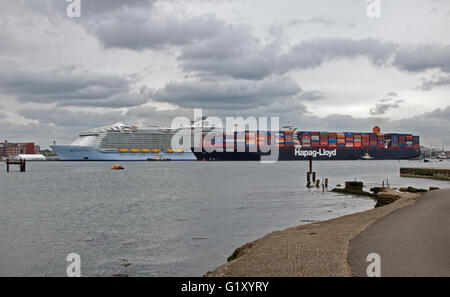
xmin=284 ymin=131 xmax=295 ymax=148
xmin=311 ymin=132 xmax=320 ymax=147
xmin=354 ymin=134 xmax=362 ymax=148
xmin=296 ymin=129 xmax=419 ymax=150
xmin=200 ymin=128 xmax=420 ymax=151
xmin=328 ymin=133 xmax=337 ymax=148
xmin=300 ymin=132 xmax=311 ymax=147
xmin=377 ymin=134 xmax=385 ymax=148
xmin=345 ymin=133 xmax=354 ymax=148
xmin=320 ymin=132 xmax=328 ymax=147
xmin=337 ymin=133 xmax=345 ymax=148
xmin=362 ymin=133 xmax=370 ymax=148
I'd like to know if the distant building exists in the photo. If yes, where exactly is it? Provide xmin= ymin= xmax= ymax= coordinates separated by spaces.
xmin=0 ymin=140 xmax=39 ymax=159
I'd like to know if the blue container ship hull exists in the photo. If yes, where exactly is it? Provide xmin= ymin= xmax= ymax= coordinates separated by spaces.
xmin=193 ymin=147 xmax=421 ymax=161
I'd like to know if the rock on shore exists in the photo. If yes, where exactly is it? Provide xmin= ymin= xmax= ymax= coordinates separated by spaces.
xmin=375 ymin=189 xmax=422 ymax=208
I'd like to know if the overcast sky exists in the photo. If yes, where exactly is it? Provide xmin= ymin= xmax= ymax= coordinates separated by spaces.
xmin=0 ymin=0 xmax=449 ymax=149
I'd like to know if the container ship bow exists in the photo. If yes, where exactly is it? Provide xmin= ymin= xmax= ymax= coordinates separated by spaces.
xmin=192 ymin=125 xmax=421 ymax=161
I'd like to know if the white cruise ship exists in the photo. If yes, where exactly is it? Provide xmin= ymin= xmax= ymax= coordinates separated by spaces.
xmin=51 ymin=122 xmax=196 ymax=161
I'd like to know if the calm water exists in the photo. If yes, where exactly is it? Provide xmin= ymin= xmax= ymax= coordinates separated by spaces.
xmin=0 ymin=160 xmax=449 ymax=276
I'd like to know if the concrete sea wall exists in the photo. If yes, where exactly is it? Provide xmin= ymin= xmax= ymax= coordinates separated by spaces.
xmin=400 ymin=167 xmax=450 ymax=181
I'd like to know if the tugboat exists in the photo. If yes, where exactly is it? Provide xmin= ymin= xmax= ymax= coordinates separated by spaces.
xmin=148 ymin=154 xmax=171 ymax=161
xmin=360 ymin=152 xmax=374 ymax=160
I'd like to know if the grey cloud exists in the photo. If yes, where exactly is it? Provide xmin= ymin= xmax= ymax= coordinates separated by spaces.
xmin=56 ymin=93 xmax=148 ymax=108
xmin=23 ymin=1 xmax=450 ymax=81
xmin=295 ymin=90 xmax=327 ymax=101
xmin=386 ymin=92 xmax=398 ymax=97
xmin=289 ymin=17 xmax=337 ymax=27
xmin=15 ymin=107 xmax=143 ymax=147
xmin=179 ymin=26 xmax=278 ymax=80
xmin=292 ymin=114 xmax=377 ymax=133
xmin=0 ymin=62 xmax=147 ymax=108
xmin=424 ymin=105 xmax=450 ymax=120
xmin=90 ymin=13 xmax=225 ymax=50
xmin=19 ymin=0 xmax=450 ymax=81
xmin=149 ymin=76 xmax=302 ymax=109
xmin=288 ymin=16 xmax=356 ymax=28
xmin=125 ymin=105 xmax=194 ymax=127
xmin=419 ymin=74 xmax=450 ymax=90
xmin=82 ymin=0 xmax=155 ymax=15
xmin=280 ymin=38 xmax=398 ymax=71
xmin=18 ymin=108 xmax=123 ymax=128
xmin=180 ymin=37 xmax=398 ymax=80
xmin=181 ymin=32 xmax=450 ymax=81
xmin=387 ymin=105 xmax=450 ymax=147
xmin=23 ymin=0 xmax=222 ymax=50
xmin=369 ymin=99 xmax=404 ymax=115
xmin=393 ymin=44 xmax=450 ymax=73
xmin=0 ymin=120 xmax=69 ymax=147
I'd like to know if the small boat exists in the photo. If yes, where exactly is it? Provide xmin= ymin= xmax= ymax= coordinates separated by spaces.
xmin=111 ymin=164 xmax=124 ymax=170
xmin=148 ymin=154 xmax=171 ymax=161
xmin=360 ymin=152 xmax=373 ymax=160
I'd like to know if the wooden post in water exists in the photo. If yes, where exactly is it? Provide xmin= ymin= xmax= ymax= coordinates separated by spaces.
xmin=5 ymin=159 xmax=26 ymax=172
xmin=306 ymin=156 xmax=317 ymax=187
xmin=307 ymin=156 xmax=312 ymax=187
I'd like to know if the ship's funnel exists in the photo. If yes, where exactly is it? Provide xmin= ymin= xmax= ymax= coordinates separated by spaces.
xmin=373 ymin=126 xmax=381 ymax=134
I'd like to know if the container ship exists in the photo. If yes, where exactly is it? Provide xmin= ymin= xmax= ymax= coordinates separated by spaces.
xmin=51 ymin=122 xmax=197 ymax=161
xmin=192 ymin=126 xmax=421 ymax=161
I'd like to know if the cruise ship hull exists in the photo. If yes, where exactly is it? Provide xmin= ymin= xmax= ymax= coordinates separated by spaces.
xmin=51 ymin=146 xmax=197 ymax=161
xmin=193 ymin=147 xmax=421 ymax=161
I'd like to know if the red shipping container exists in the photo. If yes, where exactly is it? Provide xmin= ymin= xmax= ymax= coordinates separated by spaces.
xmin=320 ymin=133 xmax=329 ymax=145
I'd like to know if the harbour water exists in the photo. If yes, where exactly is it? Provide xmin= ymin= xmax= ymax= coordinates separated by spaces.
xmin=0 ymin=160 xmax=449 ymax=277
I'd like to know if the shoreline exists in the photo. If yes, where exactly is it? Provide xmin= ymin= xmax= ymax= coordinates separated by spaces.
xmin=205 ymin=192 xmax=421 ymax=277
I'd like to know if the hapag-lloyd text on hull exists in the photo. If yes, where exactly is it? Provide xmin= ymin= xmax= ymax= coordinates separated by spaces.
xmin=295 ymin=148 xmax=337 ymax=158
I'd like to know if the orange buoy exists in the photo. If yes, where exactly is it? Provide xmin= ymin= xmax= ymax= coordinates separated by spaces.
xmin=111 ymin=164 xmax=124 ymax=170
